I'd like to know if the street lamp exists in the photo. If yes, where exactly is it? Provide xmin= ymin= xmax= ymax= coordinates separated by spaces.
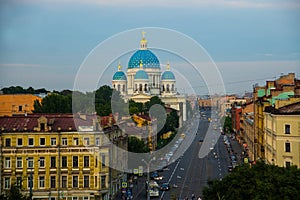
xmin=142 ymin=157 xmax=155 ymax=200
xmin=26 ymin=157 xmax=33 ymax=200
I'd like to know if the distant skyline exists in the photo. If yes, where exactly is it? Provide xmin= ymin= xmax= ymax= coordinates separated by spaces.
xmin=0 ymin=0 xmax=300 ymax=95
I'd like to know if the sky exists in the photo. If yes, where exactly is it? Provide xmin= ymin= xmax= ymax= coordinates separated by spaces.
xmin=0 ymin=0 xmax=300 ymax=95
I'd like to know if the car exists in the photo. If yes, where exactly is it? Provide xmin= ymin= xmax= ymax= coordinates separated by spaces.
xmin=227 ymin=166 xmax=233 ymax=172
xmin=198 ymin=138 xmax=204 ymax=142
xmin=160 ymin=183 xmax=170 ymax=191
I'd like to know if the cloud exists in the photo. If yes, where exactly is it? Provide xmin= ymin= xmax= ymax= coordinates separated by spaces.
xmin=15 ymin=0 xmax=300 ymax=9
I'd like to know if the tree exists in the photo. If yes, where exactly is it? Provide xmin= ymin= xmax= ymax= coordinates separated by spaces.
xmin=128 ymin=136 xmax=149 ymax=153
xmin=223 ymin=116 xmax=233 ymax=133
xmin=0 ymin=184 xmax=30 ymax=200
xmin=202 ymin=161 xmax=300 ymax=200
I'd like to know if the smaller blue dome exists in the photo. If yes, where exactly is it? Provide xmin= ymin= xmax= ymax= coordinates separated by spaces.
xmin=134 ymin=70 xmax=149 ymax=80
xmin=162 ymin=71 xmax=175 ymax=80
xmin=113 ymin=71 xmax=127 ymax=80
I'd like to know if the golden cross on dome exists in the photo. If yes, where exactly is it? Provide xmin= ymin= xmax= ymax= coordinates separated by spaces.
xmin=167 ymin=61 xmax=170 ymax=70
xmin=118 ymin=61 xmax=122 ymax=71
xmin=142 ymin=31 xmax=146 ymax=39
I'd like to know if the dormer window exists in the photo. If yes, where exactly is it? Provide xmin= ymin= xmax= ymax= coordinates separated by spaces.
xmin=38 ymin=116 xmax=47 ymax=131
xmin=40 ymin=123 xmax=45 ymax=131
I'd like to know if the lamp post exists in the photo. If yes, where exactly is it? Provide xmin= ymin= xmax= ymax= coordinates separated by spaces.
xmin=26 ymin=157 xmax=33 ymax=200
xmin=142 ymin=157 xmax=155 ymax=200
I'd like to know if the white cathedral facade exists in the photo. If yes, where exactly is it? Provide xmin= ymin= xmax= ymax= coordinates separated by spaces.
xmin=112 ymin=33 xmax=187 ymax=123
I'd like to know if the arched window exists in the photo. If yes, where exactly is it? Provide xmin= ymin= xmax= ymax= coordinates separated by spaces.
xmin=113 ymin=84 xmax=115 ymax=89
xmin=135 ymin=84 xmax=137 ymax=91
xmin=139 ymin=84 xmax=143 ymax=91
xmin=162 ymin=85 xmax=165 ymax=91
xmin=167 ymin=84 xmax=170 ymax=92
xmin=117 ymin=84 xmax=121 ymax=91
xmin=144 ymin=84 xmax=148 ymax=91
xmin=122 ymin=85 xmax=125 ymax=92
xmin=172 ymin=84 xmax=175 ymax=91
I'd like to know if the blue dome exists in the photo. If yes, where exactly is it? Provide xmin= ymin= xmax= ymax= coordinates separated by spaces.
xmin=162 ymin=71 xmax=175 ymax=80
xmin=128 ymin=50 xmax=160 ymax=69
xmin=113 ymin=71 xmax=127 ymax=80
xmin=134 ymin=70 xmax=149 ymax=80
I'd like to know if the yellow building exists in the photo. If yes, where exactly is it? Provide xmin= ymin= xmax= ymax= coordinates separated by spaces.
xmin=264 ymin=102 xmax=300 ymax=167
xmin=0 ymin=114 xmax=127 ymax=200
xmin=253 ymin=73 xmax=299 ymax=161
xmin=0 ymin=94 xmax=42 ymax=116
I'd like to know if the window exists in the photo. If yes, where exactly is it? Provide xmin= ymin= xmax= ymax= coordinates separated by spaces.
xmin=84 ymin=137 xmax=90 ymax=146
xmin=18 ymin=105 xmax=22 ymax=112
xmin=101 ymin=175 xmax=106 ymax=188
xmin=51 ymin=156 xmax=56 ymax=168
xmin=5 ymin=157 xmax=11 ymax=168
xmin=101 ymin=154 xmax=106 ymax=167
xmin=39 ymin=176 xmax=45 ymax=188
xmin=95 ymin=138 xmax=100 ymax=146
xmin=84 ymin=176 xmax=89 ymax=188
xmin=73 ymin=176 xmax=78 ymax=188
xmin=72 ymin=197 xmax=78 ymax=200
xmin=83 ymin=197 xmax=89 ymax=200
xmin=17 ymin=138 xmax=23 ymax=146
xmin=285 ymin=124 xmax=291 ymax=134
xmin=40 ymin=138 xmax=46 ymax=146
xmin=95 ymin=176 xmax=98 ymax=188
xmin=27 ymin=176 xmax=33 ymax=189
xmin=286 ymin=161 xmax=291 ymax=168
xmin=27 ymin=157 xmax=34 ymax=168
xmin=39 ymin=157 xmax=45 ymax=168
xmin=95 ymin=156 xmax=98 ymax=168
xmin=73 ymin=137 xmax=79 ymax=145
xmin=16 ymin=157 xmax=22 ymax=168
xmin=28 ymin=138 xmax=34 ymax=146
xmin=16 ymin=177 xmax=22 ymax=188
xmin=40 ymin=123 xmax=45 ymax=131
xmin=62 ymin=138 xmax=68 ymax=146
xmin=285 ymin=142 xmax=291 ymax=152
xmin=61 ymin=176 xmax=67 ymax=188
xmin=62 ymin=156 xmax=67 ymax=168
xmin=73 ymin=156 xmax=78 ymax=168
xmin=4 ymin=177 xmax=10 ymax=189
xmin=5 ymin=138 xmax=11 ymax=147
xmin=50 ymin=176 xmax=56 ymax=188
xmin=84 ymin=156 xmax=89 ymax=168
xmin=51 ymin=138 xmax=56 ymax=146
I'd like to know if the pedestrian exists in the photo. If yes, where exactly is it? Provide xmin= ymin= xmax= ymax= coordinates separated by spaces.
xmin=192 ymin=193 xmax=195 ymax=200
xmin=198 ymin=196 xmax=202 ymax=200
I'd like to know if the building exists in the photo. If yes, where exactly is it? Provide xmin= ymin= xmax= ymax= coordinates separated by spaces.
xmin=0 ymin=94 xmax=42 ymax=116
xmin=253 ymin=73 xmax=300 ymax=161
xmin=264 ymin=101 xmax=300 ymax=167
xmin=111 ymin=32 xmax=187 ymax=126
xmin=0 ymin=114 xmax=127 ymax=200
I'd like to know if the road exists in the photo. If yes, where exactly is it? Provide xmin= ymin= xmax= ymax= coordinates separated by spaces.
xmin=129 ymin=110 xmax=236 ymax=200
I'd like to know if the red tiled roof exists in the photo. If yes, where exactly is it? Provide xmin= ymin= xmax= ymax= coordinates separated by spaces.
xmin=0 ymin=113 xmax=115 ymax=132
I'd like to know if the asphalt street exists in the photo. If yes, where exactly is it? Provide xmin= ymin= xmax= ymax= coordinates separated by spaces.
xmin=118 ymin=110 xmax=243 ymax=200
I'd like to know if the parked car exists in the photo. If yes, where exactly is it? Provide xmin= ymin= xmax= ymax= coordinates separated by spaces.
xmin=227 ymin=165 xmax=233 ymax=172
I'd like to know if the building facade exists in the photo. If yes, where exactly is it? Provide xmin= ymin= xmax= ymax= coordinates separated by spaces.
xmin=253 ymin=73 xmax=300 ymax=161
xmin=264 ymin=102 xmax=300 ymax=167
xmin=0 ymin=114 xmax=127 ymax=200
xmin=0 ymin=94 xmax=42 ymax=117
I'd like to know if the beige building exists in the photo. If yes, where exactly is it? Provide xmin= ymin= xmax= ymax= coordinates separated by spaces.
xmin=264 ymin=102 xmax=300 ymax=167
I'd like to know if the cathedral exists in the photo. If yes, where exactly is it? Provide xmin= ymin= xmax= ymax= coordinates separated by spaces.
xmin=112 ymin=32 xmax=187 ymax=123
